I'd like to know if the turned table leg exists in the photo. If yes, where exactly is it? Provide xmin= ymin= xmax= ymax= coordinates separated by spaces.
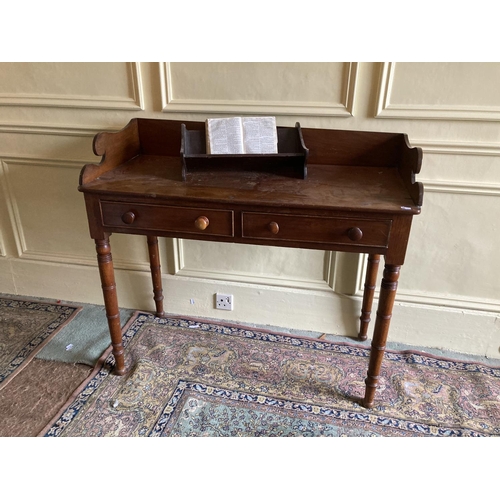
xmin=147 ymin=235 xmax=165 ymax=318
xmin=95 ymin=237 xmax=126 ymax=375
xmin=362 ymin=263 xmax=400 ymax=409
xmin=358 ymin=254 xmax=381 ymax=341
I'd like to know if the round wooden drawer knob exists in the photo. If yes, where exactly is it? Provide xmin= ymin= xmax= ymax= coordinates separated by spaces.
xmin=268 ymin=221 xmax=280 ymax=235
xmin=347 ymin=227 xmax=363 ymax=241
xmin=121 ymin=211 xmax=136 ymax=224
xmin=195 ymin=216 xmax=210 ymax=230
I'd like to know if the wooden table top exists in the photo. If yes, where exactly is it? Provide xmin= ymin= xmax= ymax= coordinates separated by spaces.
xmin=80 ymin=154 xmax=420 ymax=216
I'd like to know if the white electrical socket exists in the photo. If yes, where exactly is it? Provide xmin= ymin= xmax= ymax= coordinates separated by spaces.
xmin=215 ymin=293 xmax=233 ymax=311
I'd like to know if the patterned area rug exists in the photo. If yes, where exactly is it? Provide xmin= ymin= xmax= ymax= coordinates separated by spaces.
xmin=0 ymin=297 xmax=81 ymax=389
xmin=42 ymin=312 xmax=500 ymax=437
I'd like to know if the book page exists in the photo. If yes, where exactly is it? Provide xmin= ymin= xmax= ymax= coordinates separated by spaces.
xmin=206 ymin=117 xmax=244 ymax=154
xmin=241 ymin=116 xmax=278 ymax=154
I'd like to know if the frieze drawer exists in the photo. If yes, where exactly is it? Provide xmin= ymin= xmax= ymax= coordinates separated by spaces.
xmin=101 ymin=201 xmax=234 ymax=237
xmin=242 ymin=212 xmax=391 ymax=248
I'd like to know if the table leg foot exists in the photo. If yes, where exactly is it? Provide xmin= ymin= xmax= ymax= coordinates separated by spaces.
xmin=362 ymin=263 xmax=400 ymax=408
xmin=358 ymin=254 xmax=380 ymax=341
xmin=361 ymin=399 xmax=375 ymax=409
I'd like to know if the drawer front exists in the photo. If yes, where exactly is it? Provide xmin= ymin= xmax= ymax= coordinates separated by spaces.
xmin=242 ymin=212 xmax=391 ymax=248
xmin=101 ymin=201 xmax=234 ymax=237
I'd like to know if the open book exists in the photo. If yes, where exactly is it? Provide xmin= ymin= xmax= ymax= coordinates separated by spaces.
xmin=206 ymin=116 xmax=278 ymax=155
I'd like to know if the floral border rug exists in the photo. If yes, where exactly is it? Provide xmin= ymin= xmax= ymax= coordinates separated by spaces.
xmin=42 ymin=312 xmax=500 ymax=437
xmin=0 ymin=297 xmax=81 ymax=389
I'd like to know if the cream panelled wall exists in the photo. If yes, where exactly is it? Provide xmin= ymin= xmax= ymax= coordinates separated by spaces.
xmin=0 ymin=62 xmax=499 ymax=358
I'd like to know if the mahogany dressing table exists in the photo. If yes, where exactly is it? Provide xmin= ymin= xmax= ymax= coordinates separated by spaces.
xmin=78 ymin=118 xmax=423 ymax=409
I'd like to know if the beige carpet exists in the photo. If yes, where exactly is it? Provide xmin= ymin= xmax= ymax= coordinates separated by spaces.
xmin=42 ymin=312 xmax=500 ymax=437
